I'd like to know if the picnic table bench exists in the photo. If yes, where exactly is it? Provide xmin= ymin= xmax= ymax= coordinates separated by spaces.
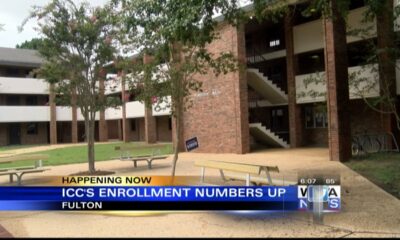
xmin=0 ymin=154 xmax=50 ymax=186
xmin=195 ymin=160 xmax=296 ymax=186
xmin=114 ymin=144 xmax=170 ymax=169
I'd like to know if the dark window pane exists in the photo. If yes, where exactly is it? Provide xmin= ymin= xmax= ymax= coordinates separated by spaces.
xmin=131 ymin=119 xmax=136 ymax=131
xmin=27 ymin=123 xmax=38 ymax=135
xmin=26 ymin=96 xmax=38 ymax=106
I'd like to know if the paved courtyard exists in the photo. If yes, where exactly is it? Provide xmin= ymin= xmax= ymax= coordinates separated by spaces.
xmin=0 ymin=147 xmax=399 ymax=238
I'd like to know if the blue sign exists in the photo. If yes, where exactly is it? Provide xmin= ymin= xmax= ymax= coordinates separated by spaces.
xmin=185 ymin=137 xmax=199 ymax=151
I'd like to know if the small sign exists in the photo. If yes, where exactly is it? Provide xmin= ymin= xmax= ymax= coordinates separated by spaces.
xmin=185 ymin=137 xmax=199 ymax=152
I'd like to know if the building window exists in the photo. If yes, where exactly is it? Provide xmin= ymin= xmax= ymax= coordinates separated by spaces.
xmin=26 ymin=96 xmax=38 ymax=106
xmin=269 ymin=39 xmax=280 ymax=48
xmin=305 ymin=105 xmax=328 ymax=129
xmin=6 ymin=95 xmax=20 ymax=106
xmin=168 ymin=118 xmax=172 ymax=130
xmin=27 ymin=123 xmax=38 ymax=135
xmin=131 ymin=119 xmax=136 ymax=131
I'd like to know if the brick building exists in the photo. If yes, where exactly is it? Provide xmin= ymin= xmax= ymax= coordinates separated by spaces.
xmin=1 ymin=1 xmax=399 ymax=163
xmin=0 ymin=47 xmax=172 ymax=147
xmin=176 ymin=0 xmax=399 ymax=162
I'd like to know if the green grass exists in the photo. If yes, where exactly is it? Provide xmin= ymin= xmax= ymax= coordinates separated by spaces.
xmin=345 ymin=152 xmax=400 ymax=199
xmin=0 ymin=142 xmax=173 ymax=169
xmin=0 ymin=144 xmax=48 ymax=152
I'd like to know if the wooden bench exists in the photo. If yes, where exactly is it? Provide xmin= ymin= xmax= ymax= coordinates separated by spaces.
xmin=195 ymin=160 xmax=296 ymax=186
xmin=114 ymin=144 xmax=170 ymax=169
xmin=0 ymin=154 xmax=50 ymax=186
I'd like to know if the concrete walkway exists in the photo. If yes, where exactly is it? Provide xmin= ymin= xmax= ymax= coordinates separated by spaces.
xmin=0 ymin=225 xmax=12 ymax=238
xmin=0 ymin=148 xmax=399 ymax=238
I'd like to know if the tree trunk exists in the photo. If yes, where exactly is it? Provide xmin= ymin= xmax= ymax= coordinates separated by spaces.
xmin=85 ymin=117 xmax=96 ymax=174
xmin=376 ymin=0 xmax=397 ymax=132
xmin=170 ymin=42 xmax=183 ymax=177
xmin=171 ymin=106 xmax=181 ymax=177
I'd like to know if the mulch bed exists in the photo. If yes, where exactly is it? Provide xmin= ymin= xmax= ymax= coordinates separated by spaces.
xmin=0 ymin=225 xmax=12 ymax=238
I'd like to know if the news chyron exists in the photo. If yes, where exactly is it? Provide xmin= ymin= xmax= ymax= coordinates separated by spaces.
xmin=297 ymin=173 xmax=341 ymax=212
xmin=0 ymin=174 xmax=341 ymax=213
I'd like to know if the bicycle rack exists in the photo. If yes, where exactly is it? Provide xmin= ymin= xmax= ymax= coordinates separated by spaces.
xmin=351 ymin=131 xmax=399 ymax=156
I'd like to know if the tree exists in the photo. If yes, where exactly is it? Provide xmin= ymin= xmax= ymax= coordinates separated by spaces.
xmin=111 ymin=0 xmax=245 ymax=176
xmin=16 ymin=38 xmax=45 ymax=50
xmin=20 ymin=0 xmax=120 ymax=174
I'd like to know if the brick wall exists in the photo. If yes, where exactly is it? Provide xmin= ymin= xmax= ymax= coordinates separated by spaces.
xmin=20 ymin=122 xmax=48 ymax=145
xmin=57 ymin=122 xmax=72 ymax=143
xmin=0 ymin=124 xmax=7 ymax=146
xmin=304 ymin=128 xmax=328 ymax=146
xmin=138 ymin=118 xmax=145 ymax=141
xmin=156 ymin=116 xmax=172 ymax=142
xmin=126 ymin=118 xmax=142 ymax=141
xmin=180 ymin=23 xmax=250 ymax=154
xmin=107 ymin=120 xmax=120 ymax=140
xmin=350 ymin=100 xmax=387 ymax=134
xmin=302 ymin=100 xmax=389 ymax=147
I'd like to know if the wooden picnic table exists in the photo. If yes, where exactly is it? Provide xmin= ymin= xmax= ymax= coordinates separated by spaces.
xmin=195 ymin=160 xmax=296 ymax=186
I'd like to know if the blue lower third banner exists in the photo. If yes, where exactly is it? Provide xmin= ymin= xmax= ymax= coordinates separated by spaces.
xmin=0 ymin=186 xmax=340 ymax=211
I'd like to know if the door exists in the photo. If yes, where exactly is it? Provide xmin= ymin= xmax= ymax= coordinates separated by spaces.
xmin=8 ymin=123 xmax=21 ymax=145
xmin=271 ymin=107 xmax=289 ymax=142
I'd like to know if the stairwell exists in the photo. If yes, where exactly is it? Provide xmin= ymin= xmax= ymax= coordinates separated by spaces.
xmin=249 ymin=123 xmax=290 ymax=148
xmin=247 ymin=68 xmax=290 ymax=148
xmin=247 ymin=68 xmax=288 ymax=105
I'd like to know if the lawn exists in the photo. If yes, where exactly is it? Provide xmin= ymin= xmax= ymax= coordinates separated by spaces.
xmin=345 ymin=152 xmax=400 ymax=199
xmin=0 ymin=144 xmax=48 ymax=152
xmin=0 ymin=142 xmax=173 ymax=169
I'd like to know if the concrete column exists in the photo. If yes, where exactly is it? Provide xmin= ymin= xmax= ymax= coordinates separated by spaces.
xmin=99 ymin=77 xmax=108 ymax=142
xmin=323 ymin=1 xmax=351 ymax=162
xmin=117 ymin=119 xmax=123 ymax=141
xmin=71 ymin=88 xmax=78 ymax=143
xmin=49 ymin=84 xmax=57 ymax=145
xmin=145 ymin=106 xmax=157 ymax=143
xmin=285 ymin=10 xmax=303 ymax=148
xmin=143 ymin=53 xmax=157 ymax=144
xmin=121 ymin=75 xmax=129 ymax=143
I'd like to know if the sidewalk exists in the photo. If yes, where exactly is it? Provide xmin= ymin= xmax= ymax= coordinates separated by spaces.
xmin=0 ymin=224 xmax=12 ymax=238
xmin=0 ymin=148 xmax=399 ymax=237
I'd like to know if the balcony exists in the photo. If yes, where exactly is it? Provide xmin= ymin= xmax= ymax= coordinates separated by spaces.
xmin=56 ymin=100 xmax=170 ymax=122
xmin=56 ymin=107 xmax=72 ymax=121
xmin=126 ymin=101 xmax=145 ymax=119
xmin=296 ymin=64 xmax=380 ymax=104
xmin=105 ymin=107 xmax=123 ymax=120
xmin=293 ymin=6 xmax=375 ymax=55
xmin=152 ymin=96 xmax=171 ymax=116
xmin=0 ymin=77 xmax=48 ymax=95
xmin=0 ymin=106 xmax=50 ymax=122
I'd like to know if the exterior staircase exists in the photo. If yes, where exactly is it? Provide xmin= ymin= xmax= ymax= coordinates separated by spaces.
xmin=247 ymin=68 xmax=288 ymax=105
xmin=249 ymin=123 xmax=290 ymax=148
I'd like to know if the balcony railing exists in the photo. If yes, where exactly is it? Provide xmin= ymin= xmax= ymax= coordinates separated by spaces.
xmin=295 ymin=64 xmax=380 ymax=104
xmin=0 ymin=77 xmax=48 ymax=95
xmin=0 ymin=106 xmax=50 ymax=122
